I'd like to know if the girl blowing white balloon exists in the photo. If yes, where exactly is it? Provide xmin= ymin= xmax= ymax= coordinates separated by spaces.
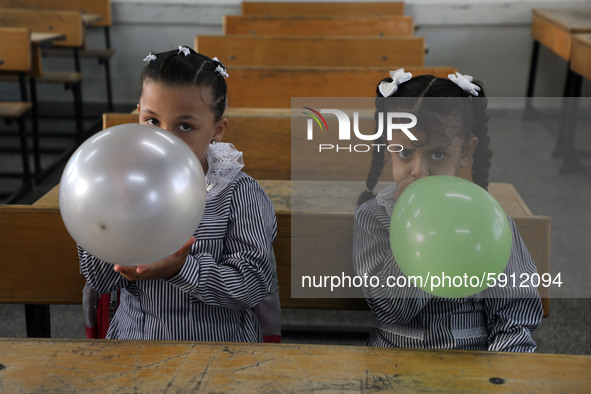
xmin=79 ymin=46 xmax=280 ymax=342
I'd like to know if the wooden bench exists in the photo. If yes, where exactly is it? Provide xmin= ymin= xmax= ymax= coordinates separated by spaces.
xmin=0 ymin=0 xmax=111 ymax=27
xmin=241 ymin=1 xmax=405 ymax=17
xmin=0 ymin=179 xmax=550 ymax=337
xmin=0 ymin=8 xmax=85 ymax=180
xmin=226 ymin=66 xmax=457 ymax=108
xmin=223 ymin=15 xmax=415 ymax=37
xmin=2 ymin=338 xmax=590 ymax=392
xmin=0 ymin=27 xmax=32 ymax=202
xmin=195 ymin=35 xmax=425 ymax=67
xmin=105 ymin=106 xmax=469 ymax=183
xmin=0 ymin=0 xmax=115 ymax=111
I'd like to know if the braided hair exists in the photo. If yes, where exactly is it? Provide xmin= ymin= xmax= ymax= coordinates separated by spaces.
xmin=139 ymin=46 xmax=228 ymax=122
xmin=357 ymin=74 xmax=492 ymax=206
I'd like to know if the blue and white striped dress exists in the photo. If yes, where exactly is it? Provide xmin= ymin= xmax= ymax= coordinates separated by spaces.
xmin=79 ymin=160 xmax=277 ymax=342
xmin=353 ymin=184 xmax=543 ymax=352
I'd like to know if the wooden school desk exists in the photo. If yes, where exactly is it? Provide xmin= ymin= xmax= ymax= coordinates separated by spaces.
xmin=526 ymin=9 xmax=591 ymax=101
xmin=525 ymin=9 xmax=591 ymax=175
xmin=0 ymin=338 xmax=589 ymax=392
xmin=0 ymin=7 xmax=86 ymax=180
xmin=0 ymin=0 xmax=116 ymax=111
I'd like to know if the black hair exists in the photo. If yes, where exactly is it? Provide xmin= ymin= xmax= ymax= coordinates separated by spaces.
xmin=357 ymin=74 xmax=492 ymax=206
xmin=139 ymin=46 xmax=228 ymax=122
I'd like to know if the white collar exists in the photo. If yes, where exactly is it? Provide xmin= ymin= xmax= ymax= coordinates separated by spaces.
xmin=205 ymin=142 xmax=244 ymax=199
xmin=376 ymin=183 xmax=398 ymax=218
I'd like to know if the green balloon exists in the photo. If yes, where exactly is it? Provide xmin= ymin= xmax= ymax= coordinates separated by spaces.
xmin=390 ymin=175 xmax=512 ymax=298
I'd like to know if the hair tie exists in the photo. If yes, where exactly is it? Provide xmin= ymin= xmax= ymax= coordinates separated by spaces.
xmin=211 ymin=57 xmax=229 ymax=79
xmin=178 ymin=46 xmax=190 ymax=57
xmin=448 ymin=72 xmax=480 ymax=96
xmin=378 ymin=68 xmax=413 ymax=97
xmin=143 ymin=53 xmax=157 ymax=63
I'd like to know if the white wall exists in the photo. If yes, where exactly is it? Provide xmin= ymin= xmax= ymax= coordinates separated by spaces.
xmin=2 ymin=0 xmax=589 ymax=105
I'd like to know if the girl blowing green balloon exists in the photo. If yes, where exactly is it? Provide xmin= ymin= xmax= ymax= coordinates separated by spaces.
xmin=353 ymin=69 xmax=543 ymax=351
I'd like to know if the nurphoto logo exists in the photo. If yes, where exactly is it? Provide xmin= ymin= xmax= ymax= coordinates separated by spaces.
xmin=303 ymin=107 xmax=418 ymax=153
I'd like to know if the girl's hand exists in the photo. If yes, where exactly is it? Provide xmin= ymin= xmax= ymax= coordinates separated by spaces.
xmin=113 ymin=237 xmax=196 ymax=281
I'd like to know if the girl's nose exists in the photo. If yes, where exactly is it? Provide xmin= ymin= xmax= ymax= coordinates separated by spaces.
xmin=160 ymin=124 xmax=173 ymax=134
xmin=410 ymin=156 xmax=429 ymax=178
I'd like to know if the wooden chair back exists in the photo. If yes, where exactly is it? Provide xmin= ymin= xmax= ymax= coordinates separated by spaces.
xmin=0 ymin=8 xmax=84 ymax=47
xmin=195 ymin=35 xmax=425 ymax=67
xmin=103 ymin=109 xmax=470 ymax=183
xmin=226 ymin=66 xmax=457 ymax=108
xmin=104 ymin=110 xmax=292 ymax=181
xmin=0 ymin=27 xmax=31 ymax=72
xmin=241 ymin=1 xmax=405 ymax=17
xmin=223 ymin=15 xmax=414 ymax=37
xmin=0 ymin=0 xmax=111 ymax=27
xmin=0 ymin=205 xmax=84 ymax=304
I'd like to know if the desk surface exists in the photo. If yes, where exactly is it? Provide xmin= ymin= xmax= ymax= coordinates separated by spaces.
xmin=35 ymin=181 xmax=533 ymax=217
xmin=0 ymin=338 xmax=589 ymax=392
xmin=82 ymin=13 xmax=102 ymax=26
xmin=533 ymin=9 xmax=591 ymax=33
xmin=532 ymin=9 xmax=591 ymax=61
xmin=30 ymin=32 xmax=66 ymax=45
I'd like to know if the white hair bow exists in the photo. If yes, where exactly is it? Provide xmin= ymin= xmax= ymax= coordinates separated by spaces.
xmin=215 ymin=65 xmax=229 ymax=79
xmin=143 ymin=53 xmax=157 ymax=63
xmin=448 ymin=72 xmax=480 ymax=96
xmin=378 ymin=68 xmax=413 ymax=97
xmin=178 ymin=46 xmax=190 ymax=57
xmin=212 ymin=57 xmax=229 ymax=78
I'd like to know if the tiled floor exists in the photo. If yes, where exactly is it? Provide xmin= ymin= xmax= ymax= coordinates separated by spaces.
xmin=1 ymin=101 xmax=589 ymax=354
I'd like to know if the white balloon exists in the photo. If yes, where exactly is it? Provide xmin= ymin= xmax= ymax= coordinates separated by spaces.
xmin=59 ymin=124 xmax=206 ymax=266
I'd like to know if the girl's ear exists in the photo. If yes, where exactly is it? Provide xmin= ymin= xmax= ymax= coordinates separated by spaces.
xmin=212 ymin=117 xmax=228 ymax=143
xmin=460 ymin=135 xmax=478 ymax=168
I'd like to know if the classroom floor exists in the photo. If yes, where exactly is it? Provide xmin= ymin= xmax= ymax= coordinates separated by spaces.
xmin=1 ymin=101 xmax=590 ymax=355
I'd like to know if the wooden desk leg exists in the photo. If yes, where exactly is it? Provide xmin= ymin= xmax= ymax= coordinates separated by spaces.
xmin=71 ymin=81 xmax=84 ymax=141
xmin=553 ymin=68 xmax=574 ymax=158
xmin=17 ymin=72 xmax=32 ymax=190
xmin=17 ymin=110 xmax=32 ymax=190
xmin=559 ymin=72 xmax=584 ymax=174
xmin=25 ymin=304 xmax=51 ymax=338
xmin=73 ymin=47 xmax=81 ymax=73
xmin=104 ymin=26 xmax=114 ymax=112
xmin=27 ymin=77 xmax=42 ymax=182
xmin=524 ymin=40 xmax=540 ymax=116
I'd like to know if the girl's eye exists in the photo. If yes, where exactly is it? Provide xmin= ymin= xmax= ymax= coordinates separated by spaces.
xmin=398 ymin=149 xmax=412 ymax=159
xmin=146 ymin=118 xmax=159 ymax=126
xmin=432 ymin=152 xmax=445 ymax=160
xmin=179 ymin=123 xmax=192 ymax=132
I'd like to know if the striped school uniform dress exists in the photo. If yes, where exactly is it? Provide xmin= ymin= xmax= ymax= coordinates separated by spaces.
xmin=353 ymin=184 xmax=543 ymax=352
xmin=80 ymin=144 xmax=277 ymax=342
